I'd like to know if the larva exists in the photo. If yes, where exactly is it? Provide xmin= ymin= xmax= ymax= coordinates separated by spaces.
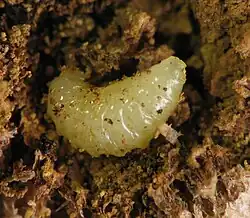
xmin=47 ymin=56 xmax=186 ymax=157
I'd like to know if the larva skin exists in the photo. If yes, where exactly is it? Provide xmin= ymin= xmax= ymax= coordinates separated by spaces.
xmin=47 ymin=56 xmax=186 ymax=157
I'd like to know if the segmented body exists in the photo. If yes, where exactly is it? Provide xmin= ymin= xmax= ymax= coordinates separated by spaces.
xmin=47 ymin=56 xmax=186 ymax=156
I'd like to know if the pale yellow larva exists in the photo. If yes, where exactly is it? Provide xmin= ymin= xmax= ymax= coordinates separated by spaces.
xmin=47 ymin=56 xmax=186 ymax=157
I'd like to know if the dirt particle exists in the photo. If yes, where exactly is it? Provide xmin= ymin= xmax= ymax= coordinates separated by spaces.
xmin=104 ymin=118 xmax=113 ymax=125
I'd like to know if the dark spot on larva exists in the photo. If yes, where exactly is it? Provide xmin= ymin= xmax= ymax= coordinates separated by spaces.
xmin=53 ymin=103 xmax=64 ymax=116
xmin=163 ymin=87 xmax=168 ymax=91
xmin=62 ymin=113 xmax=69 ymax=120
xmin=157 ymin=96 xmax=162 ymax=100
xmin=117 ymin=119 xmax=120 ymax=122
xmin=93 ymin=90 xmax=100 ymax=97
xmin=157 ymin=109 xmax=163 ymax=114
xmin=69 ymin=102 xmax=75 ymax=107
xmin=104 ymin=118 xmax=113 ymax=125
xmin=144 ymin=126 xmax=147 ymax=129
xmin=120 ymin=98 xmax=125 ymax=103
xmin=141 ymin=103 xmax=145 ymax=107
xmin=158 ymin=85 xmax=161 ymax=89
xmin=122 ymin=88 xmax=127 ymax=94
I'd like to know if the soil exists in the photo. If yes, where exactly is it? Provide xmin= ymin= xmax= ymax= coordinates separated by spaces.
xmin=0 ymin=0 xmax=249 ymax=217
